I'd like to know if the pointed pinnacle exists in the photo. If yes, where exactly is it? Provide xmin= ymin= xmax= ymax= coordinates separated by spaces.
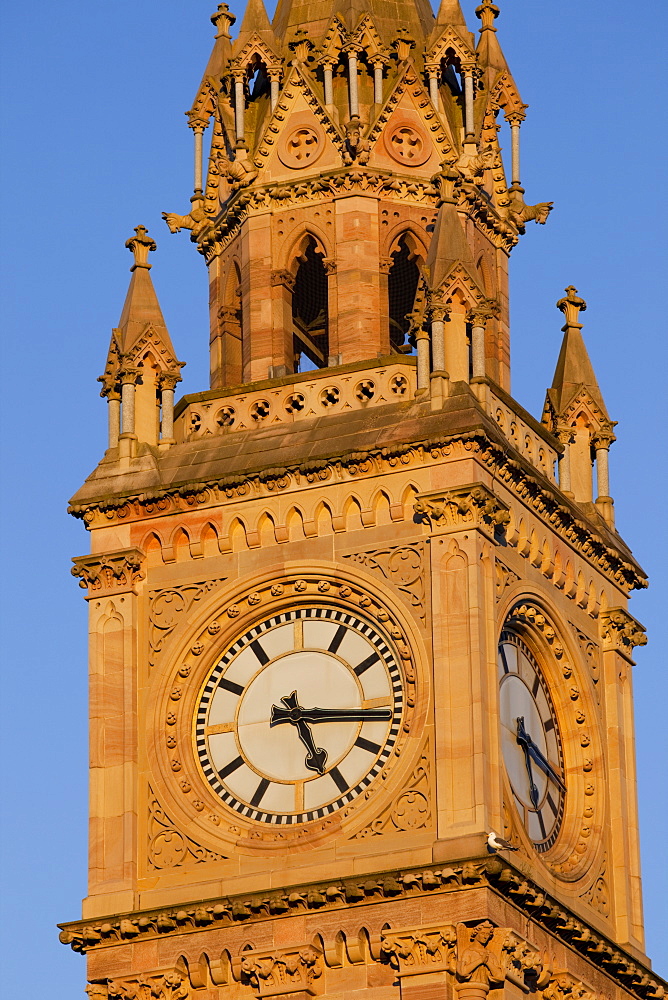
xmin=211 ymin=3 xmax=236 ymax=38
xmin=125 ymin=226 xmax=157 ymax=271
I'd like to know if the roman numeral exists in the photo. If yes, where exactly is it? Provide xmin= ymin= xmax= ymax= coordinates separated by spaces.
xmin=328 ymin=624 xmax=347 ymax=653
xmin=355 ymin=736 xmax=382 ymax=754
xmin=250 ymin=639 xmax=269 ymax=665
xmin=499 ymin=645 xmax=510 ymax=673
xmin=328 ymin=766 xmax=349 ymax=794
xmin=532 ymin=674 xmax=540 ymax=696
xmin=546 ymin=791 xmax=558 ymax=817
xmin=536 ymin=809 xmax=547 ymax=839
xmin=250 ymin=778 xmax=271 ymax=807
xmin=218 ymin=676 xmax=244 ymax=696
xmin=354 ymin=652 xmax=379 ymax=676
xmin=544 ymin=718 xmax=554 ymax=732
xmin=217 ymin=755 xmax=244 ymax=780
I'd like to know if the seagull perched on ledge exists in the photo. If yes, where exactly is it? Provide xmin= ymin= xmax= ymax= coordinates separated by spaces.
xmin=487 ymin=830 xmax=519 ymax=852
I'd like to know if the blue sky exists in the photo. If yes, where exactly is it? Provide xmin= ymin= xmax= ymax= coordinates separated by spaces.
xmin=1 ymin=1 xmax=666 ymax=995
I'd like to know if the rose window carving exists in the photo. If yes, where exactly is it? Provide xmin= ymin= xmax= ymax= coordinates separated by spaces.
xmin=384 ymin=123 xmax=430 ymax=166
xmin=279 ymin=124 xmax=324 ymax=169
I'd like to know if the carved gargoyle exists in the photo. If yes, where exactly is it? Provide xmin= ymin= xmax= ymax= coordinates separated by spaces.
xmin=507 ymin=187 xmax=553 ymax=231
xmin=343 ymin=117 xmax=371 ymax=165
xmin=162 ymin=199 xmax=207 ymax=236
xmin=226 ymin=149 xmax=259 ymax=189
xmin=457 ymin=143 xmax=495 ymax=181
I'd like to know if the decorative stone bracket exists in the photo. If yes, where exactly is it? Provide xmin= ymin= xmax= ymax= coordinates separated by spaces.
xmin=240 ymin=944 xmax=323 ymax=997
xmin=600 ymin=608 xmax=647 ymax=661
xmin=71 ymin=547 xmax=145 ymax=597
xmin=86 ymin=970 xmax=188 ymax=999
xmin=381 ymin=920 xmax=557 ymax=998
xmin=414 ymin=483 xmax=510 ymax=540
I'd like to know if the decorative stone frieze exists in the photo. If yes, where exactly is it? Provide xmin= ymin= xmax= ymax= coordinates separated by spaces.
xmin=240 ymin=944 xmax=323 ymax=997
xmin=86 ymin=971 xmax=189 ymax=999
xmin=414 ymin=483 xmax=510 ymax=539
xmin=71 ymin=548 xmax=144 ymax=596
xmin=600 ymin=608 xmax=647 ymax=660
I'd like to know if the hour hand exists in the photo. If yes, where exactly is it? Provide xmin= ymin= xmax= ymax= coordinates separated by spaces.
xmin=272 ymin=692 xmax=328 ymax=775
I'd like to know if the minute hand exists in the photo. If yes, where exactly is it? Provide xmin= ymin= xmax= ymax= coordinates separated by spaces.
xmin=271 ymin=705 xmax=392 ymax=725
xmin=516 ymin=718 xmax=565 ymax=792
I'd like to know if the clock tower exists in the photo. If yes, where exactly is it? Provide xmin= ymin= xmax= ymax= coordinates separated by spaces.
xmin=60 ymin=3 xmax=665 ymax=1000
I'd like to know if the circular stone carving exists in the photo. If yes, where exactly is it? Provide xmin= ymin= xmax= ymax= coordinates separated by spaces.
xmin=384 ymin=122 xmax=430 ymax=166
xmin=278 ymin=124 xmax=324 ymax=169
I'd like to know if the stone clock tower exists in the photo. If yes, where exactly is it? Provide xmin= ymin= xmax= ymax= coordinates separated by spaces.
xmin=60 ymin=3 xmax=665 ymax=1000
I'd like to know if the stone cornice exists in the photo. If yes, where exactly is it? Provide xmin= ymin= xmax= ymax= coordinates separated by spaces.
xmin=59 ymin=857 xmax=665 ymax=1000
xmin=68 ymin=428 xmax=646 ymax=595
xmin=414 ymin=483 xmax=510 ymax=540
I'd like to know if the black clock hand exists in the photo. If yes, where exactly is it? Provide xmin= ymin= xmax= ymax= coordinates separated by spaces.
xmin=516 ymin=717 xmax=566 ymax=792
xmin=271 ymin=703 xmax=393 ymax=725
xmin=274 ymin=692 xmax=328 ymax=775
xmin=516 ymin=717 xmax=540 ymax=808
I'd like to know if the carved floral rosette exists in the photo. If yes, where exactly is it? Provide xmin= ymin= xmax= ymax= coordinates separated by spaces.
xmin=144 ymin=562 xmax=429 ymax=860
xmin=498 ymin=594 xmax=605 ymax=884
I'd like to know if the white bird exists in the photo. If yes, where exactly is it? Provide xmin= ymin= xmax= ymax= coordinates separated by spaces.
xmin=487 ymin=830 xmax=518 ymax=852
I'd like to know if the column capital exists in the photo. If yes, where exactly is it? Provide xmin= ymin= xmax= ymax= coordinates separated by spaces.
xmin=187 ymin=113 xmax=209 ymax=133
xmin=71 ymin=547 xmax=145 ymax=598
xmin=271 ymin=269 xmax=296 ymax=291
xmin=505 ymin=109 xmax=527 ymax=125
xmin=230 ymin=66 xmax=247 ymax=81
xmin=158 ymin=373 xmax=181 ymax=392
xmin=592 ymin=423 xmax=617 ymax=449
xmin=557 ymin=284 xmax=587 ymax=331
xmin=468 ymin=297 xmax=500 ymax=327
xmin=125 ymin=225 xmax=156 ymax=270
xmin=119 ymin=367 xmax=141 ymax=386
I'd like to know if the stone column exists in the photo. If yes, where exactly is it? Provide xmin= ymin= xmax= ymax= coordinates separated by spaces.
xmin=556 ymin=427 xmax=573 ymax=495
xmin=347 ymin=50 xmax=359 ymax=118
xmin=416 ymin=327 xmax=430 ymax=394
xmin=233 ymin=71 xmax=246 ymax=143
xmin=190 ymin=119 xmax=207 ymax=194
xmin=506 ymin=112 xmax=525 ymax=187
xmin=463 ymin=66 xmax=476 ymax=140
xmin=107 ymin=392 xmax=121 ymax=449
xmin=469 ymin=299 xmax=498 ymax=380
xmin=372 ymin=60 xmax=384 ymax=104
xmin=160 ymin=377 xmax=177 ymax=445
xmin=121 ymin=375 xmax=136 ymax=435
xmin=426 ymin=62 xmax=440 ymax=107
xmin=430 ymin=301 xmax=448 ymax=373
xmin=268 ymin=66 xmax=281 ymax=110
xmin=322 ymin=61 xmax=334 ymax=106
xmin=594 ymin=428 xmax=616 ymax=525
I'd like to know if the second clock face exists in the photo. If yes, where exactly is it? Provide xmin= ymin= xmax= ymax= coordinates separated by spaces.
xmin=498 ymin=629 xmax=565 ymax=852
xmin=195 ymin=607 xmax=403 ymax=824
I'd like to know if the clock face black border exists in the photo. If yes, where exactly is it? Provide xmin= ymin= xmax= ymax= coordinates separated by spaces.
xmin=195 ymin=607 xmax=404 ymax=825
xmin=498 ymin=628 xmax=566 ymax=853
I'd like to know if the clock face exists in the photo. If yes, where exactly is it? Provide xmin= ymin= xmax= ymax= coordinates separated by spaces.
xmin=195 ymin=607 xmax=403 ymax=824
xmin=498 ymin=630 xmax=565 ymax=852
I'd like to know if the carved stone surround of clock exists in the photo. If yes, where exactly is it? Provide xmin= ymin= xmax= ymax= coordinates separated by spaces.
xmin=145 ymin=567 xmax=428 ymax=857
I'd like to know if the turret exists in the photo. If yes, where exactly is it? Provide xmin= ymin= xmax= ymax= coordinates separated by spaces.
xmin=542 ymin=286 xmax=616 ymax=526
xmin=99 ymin=227 xmax=184 ymax=460
xmin=162 ymin=0 xmax=553 ymax=392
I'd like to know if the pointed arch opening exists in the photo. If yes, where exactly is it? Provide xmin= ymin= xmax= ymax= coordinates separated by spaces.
xmin=292 ymin=237 xmax=329 ymax=372
xmin=388 ymin=235 xmax=421 ymax=354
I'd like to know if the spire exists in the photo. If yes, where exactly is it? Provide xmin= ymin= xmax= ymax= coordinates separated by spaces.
xmin=425 ymin=168 xmax=479 ymax=292
xmin=115 ymin=227 xmax=176 ymax=359
xmin=188 ymin=4 xmax=236 ymax=120
xmin=434 ymin=0 xmax=467 ymax=27
xmin=234 ymin=0 xmax=275 ymax=50
xmin=546 ymin=286 xmax=609 ymax=420
xmin=273 ymin=0 xmax=434 ymax=48
xmin=475 ymin=0 xmax=510 ymax=80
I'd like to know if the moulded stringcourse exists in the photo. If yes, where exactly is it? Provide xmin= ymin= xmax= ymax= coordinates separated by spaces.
xmin=60 ymin=857 xmax=665 ymax=999
xmin=68 ymin=430 xmax=647 ymax=594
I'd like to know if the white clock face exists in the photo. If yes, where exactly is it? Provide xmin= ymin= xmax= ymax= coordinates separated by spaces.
xmin=498 ymin=630 xmax=565 ymax=851
xmin=195 ymin=608 xmax=403 ymax=824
